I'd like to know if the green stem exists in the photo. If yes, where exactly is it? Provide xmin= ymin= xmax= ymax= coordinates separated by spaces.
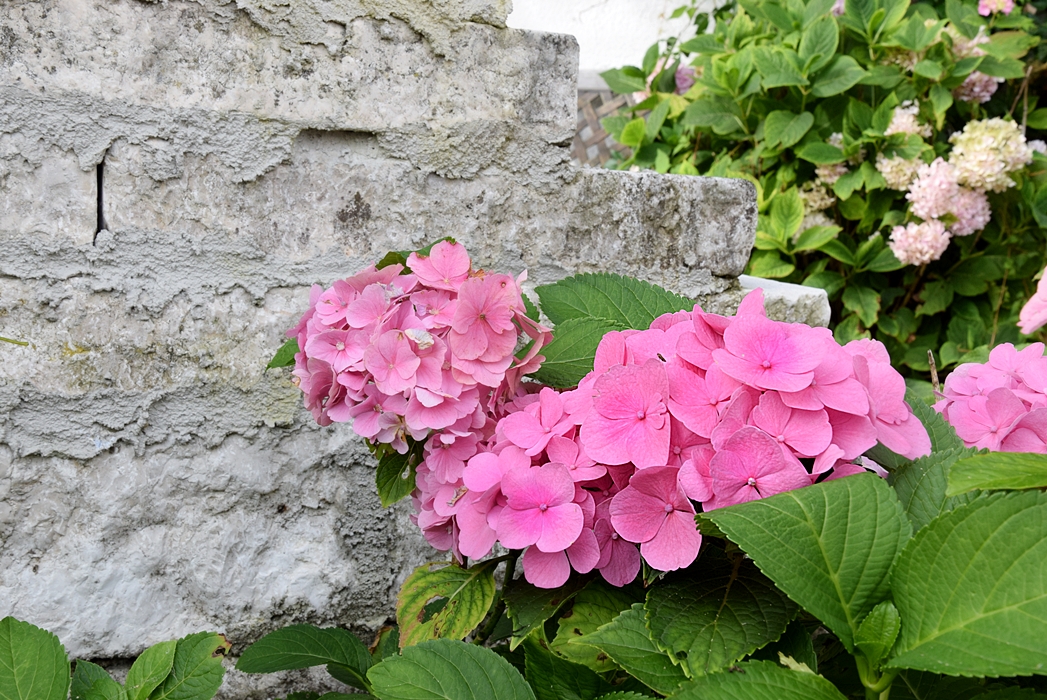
xmin=0 ymin=336 xmax=27 ymax=346
xmin=473 ymin=550 xmax=520 ymax=646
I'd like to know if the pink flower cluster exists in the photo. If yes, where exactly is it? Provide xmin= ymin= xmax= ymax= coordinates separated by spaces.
xmin=936 ymin=343 xmax=1047 ymax=452
xmin=406 ymin=289 xmax=930 ymax=589
xmin=1019 ymin=270 xmax=1047 ymax=335
xmin=286 ymin=240 xmax=550 ymax=444
xmin=891 ymin=157 xmax=991 ymax=265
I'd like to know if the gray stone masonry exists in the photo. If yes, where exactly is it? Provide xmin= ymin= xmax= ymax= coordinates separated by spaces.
xmin=0 ymin=0 xmax=826 ymax=696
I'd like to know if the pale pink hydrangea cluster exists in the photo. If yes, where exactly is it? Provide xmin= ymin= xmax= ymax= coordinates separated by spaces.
xmin=953 ymin=71 xmax=1003 ymax=104
xmin=936 ymin=343 xmax=1047 ymax=452
xmin=286 ymin=239 xmax=550 ymax=441
xmin=885 ymin=102 xmax=933 ymax=139
xmin=888 ymin=220 xmax=951 ymax=265
xmin=906 ymin=158 xmax=991 ymax=237
xmin=949 ymin=118 xmax=1034 ymax=192
xmin=978 ymin=0 xmax=1014 ymax=15
xmin=876 ymin=153 xmax=922 ymax=191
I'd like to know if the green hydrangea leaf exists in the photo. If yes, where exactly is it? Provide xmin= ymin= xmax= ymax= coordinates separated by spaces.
xmin=0 ymin=617 xmax=70 ymax=700
xmin=368 ymin=640 xmax=535 ymax=700
xmin=535 ymin=272 xmax=693 ymax=330
xmin=551 ymin=580 xmax=641 ymax=672
xmin=236 ymin=624 xmax=373 ymax=692
xmin=504 ymin=576 xmax=591 ymax=651
xmin=148 ymin=632 xmax=230 ymax=700
xmin=125 ymin=640 xmax=176 ymax=700
xmin=396 ymin=561 xmax=497 ymax=648
xmin=671 ymin=660 xmax=848 ymax=700
xmin=946 ymin=452 xmax=1047 ymax=496
xmin=522 ymin=635 xmax=613 ymax=700
xmin=644 ymin=547 xmax=797 ymax=677
xmin=889 ymin=491 xmax=1047 ymax=676
xmin=703 ymin=474 xmax=911 ymax=652
xmin=571 ymin=605 xmax=687 ymax=696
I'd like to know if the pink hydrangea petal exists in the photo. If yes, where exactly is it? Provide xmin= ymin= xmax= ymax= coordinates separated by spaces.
xmin=534 ymin=503 xmax=585 ymax=553
xmin=639 ymin=511 xmax=702 ymax=571
xmin=522 ymin=547 xmax=571 ymax=588
xmin=566 ymin=528 xmax=602 ymax=574
xmin=609 ymin=487 xmax=666 ymax=544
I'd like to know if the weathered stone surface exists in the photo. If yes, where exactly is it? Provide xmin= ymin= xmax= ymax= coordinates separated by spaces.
xmin=0 ymin=0 xmax=775 ymax=696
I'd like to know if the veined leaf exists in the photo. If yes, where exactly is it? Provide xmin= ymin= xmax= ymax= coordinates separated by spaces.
xmin=681 ymin=95 xmax=746 ymax=134
xmin=703 ymin=474 xmax=911 ymax=652
xmin=600 ymin=68 xmax=647 ymax=95
xmin=892 ymin=446 xmax=979 ymax=532
xmin=368 ymin=640 xmax=535 ymax=700
xmin=889 ymin=491 xmax=1047 ymax=676
xmin=522 ymin=635 xmax=612 ymax=700
xmin=572 ymin=605 xmax=687 ymax=696
xmin=764 ymin=111 xmax=815 ymax=149
xmin=947 ymin=452 xmax=1047 ymax=496
xmin=72 ymin=661 xmax=115 ymax=700
xmin=753 ymin=47 xmax=809 ymax=88
xmin=855 ymin=601 xmax=901 ymax=671
xmin=125 ymin=641 xmax=176 ymax=700
xmin=644 ymin=547 xmax=797 ymax=677
xmin=799 ymin=16 xmax=839 ymax=74
xmin=397 ymin=561 xmax=497 ymax=648
xmin=504 ymin=576 xmax=591 ymax=651
xmin=535 ymin=273 xmax=693 ymax=329
xmin=375 ymin=442 xmax=423 ymax=507
xmin=149 ymin=632 xmax=230 ymax=700
xmin=82 ymin=678 xmax=126 ymax=700
xmin=671 ymin=660 xmax=848 ymax=700
xmin=531 ymin=317 xmax=628 ymax=389
xmin=267 ymin=338 xmax=299 ymax=369
xmin=236 ymin=625 xmax=372 ymax=692
xmin=907 ymin=389 xmax=964 ymax=453
xmin=551 ymin=580 xmax=640 ymax=672
xmin=811 ymin=56 xmax=866 ymax=97
xmin=0 ymin=618 xmax=70 ymax=700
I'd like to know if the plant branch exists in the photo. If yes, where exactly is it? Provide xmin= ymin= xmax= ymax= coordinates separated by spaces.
xmin=473 ymin=550 xmax=520 ymax=646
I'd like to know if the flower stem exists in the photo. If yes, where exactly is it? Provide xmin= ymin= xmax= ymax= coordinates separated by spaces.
xmin=473 ymin=550 xmax=520 ymax=646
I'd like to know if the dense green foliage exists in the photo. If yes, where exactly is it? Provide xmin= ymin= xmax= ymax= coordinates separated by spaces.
xmin=600 ymin=0 xmax=1047 ymax=376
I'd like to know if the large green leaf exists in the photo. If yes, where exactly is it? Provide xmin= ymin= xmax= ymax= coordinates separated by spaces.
xmin=670 ymin=660 xmax=848 ymax=700
xmin=892 ymin=447 xmax=979 ymax=532
xmin=889 ymin=491 xmax=1047 ymax=676
xmin=551 ymin=581 xmax=640 ymax=672
xmin=397 ymin=561 xmax=497 ymax=648
xmin=535 ymin=273 xmax=694 ymax=329
xmin=236 ymin=625 xmax=372 ymax=691
xmin=946 ymin=452 xmax=1047 ymax=496
xmin=125 ymin=641 xmax=177 ymax=700
xmin=72 ymin=661 xmax=115 ymax=700
xmin=368 ymin=639 xmax=535 ymax=700
xmin=149 ymin=632 xmax=230 ymax=700
xmin=82 ymin=677 xmax=126 ymax=700
xmin=571 ymin=605 xmax=687 ymax=696
xmin=752 ymin=47 xmax=809 ymax=88
xmin=763 ymin=111 xmax=815 ymax=149
xmin=644 ymin=548 xmax=797 ymax=677
xmin=523 ymin=635 xmax=612 ymax=700
xmin=504 ymin=576 xmax=591 ymax=651
xmin=681 ymin=96 xmax=746 ymax=134
xmin=0 ymin=617 xmax=70 ymax=700
xmin=532 ymin=317 xmax=627 ymax=389
xmin=799 ymin=16 xmax=839 ymax=74
xmin=811 ymin=56 xmax=866 ymax=97
xmin=703 ymin=474 xmax=911 ymax=652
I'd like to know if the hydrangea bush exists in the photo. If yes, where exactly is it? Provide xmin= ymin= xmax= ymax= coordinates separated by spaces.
xmin=599 ymin=0 xmax=1047 ymax=378
xmin=249 ymin=242 xmax=1047 ymax=700
xmin=279 ymin=241 xmax=929 ymax=590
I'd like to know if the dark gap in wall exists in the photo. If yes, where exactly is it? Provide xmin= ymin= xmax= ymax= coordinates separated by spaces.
xmin=94 ymin=158 xmax=106 ymax=245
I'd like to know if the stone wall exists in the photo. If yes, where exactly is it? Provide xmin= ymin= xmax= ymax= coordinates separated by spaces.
xmin=0 ymin=0 xmax=823 ymax=696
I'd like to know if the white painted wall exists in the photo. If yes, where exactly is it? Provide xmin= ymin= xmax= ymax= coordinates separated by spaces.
xmin=507 ymin=0 xmax=695 ymax=89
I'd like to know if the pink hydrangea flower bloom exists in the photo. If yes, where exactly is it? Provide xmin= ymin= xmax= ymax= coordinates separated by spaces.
xmin=594 ymin=504 xmax=642 ymax=587
xmin=889 ymin=220 xmax=951 ymax=266
xmin=667 ymin=364 xmax=738 ymax=437
xmin=407 ymin=240 xmax=471 ymax=291
xmin=946 ymin=386 xmax=1027 ymax=450
xmin=497 ymin=463 xmax=584 ymax=552
xmin=315 ymin=280 xmax=357 ymax=327
xmin=907 ymin=158 xmax=960 ymax=221
xmin=713 ymin=315 xmax=826 ymax=392
xmin=449 ymin=275 xmax=519 ymax=361
xmin=581 ymin=359 xmax=671 ymax=468
xmin=706 ymin=427 xmax=811 ymax=509
xmin=500 ymin=387 xmax=575 ymax=456
xmin=609 ymin=466 xmax=701 ymax=572
xmin=750 ymin=391 xmax=833 ymax=458
xmin=364 ymin=329 xmax=421 ymax=395
xmin=1000 ymin=409 xmax=1047 ymax=452
xmin=1019 ymin=271 xmax=1047 ymax=335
